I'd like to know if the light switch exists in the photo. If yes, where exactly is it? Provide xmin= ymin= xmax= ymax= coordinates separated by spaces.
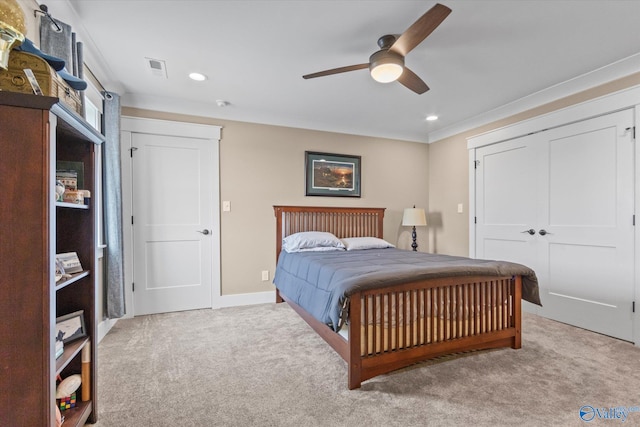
xmin=222 ymin=201 xmax=231 ymax=212
xmin=457 ymin=203 xmax=464 ymax=214
xmin=261 ymin=270 xmax=269 ymax=281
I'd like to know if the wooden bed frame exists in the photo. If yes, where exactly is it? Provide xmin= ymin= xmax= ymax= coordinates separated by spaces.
xmin=274 ymin=205 xmax=522 ymax=389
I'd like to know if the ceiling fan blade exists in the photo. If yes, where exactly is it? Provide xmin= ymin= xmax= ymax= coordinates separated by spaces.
xmin=390 ymin=3 xmax=452 ymax=57
xmin=398 ymin=67 xmax=429 ymax=94
xmin=303 ymin=63 xmax=369 ymax=79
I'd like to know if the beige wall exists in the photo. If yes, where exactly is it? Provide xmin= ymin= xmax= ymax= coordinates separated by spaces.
xmin=122 ymin=108 xmax=429 ymax=295
xmin=428 ymin=71 xmax=640 ymax=257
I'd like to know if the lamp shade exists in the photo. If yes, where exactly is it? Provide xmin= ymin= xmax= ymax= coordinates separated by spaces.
xmin=402 ymin=208 xmax=427 ymax=226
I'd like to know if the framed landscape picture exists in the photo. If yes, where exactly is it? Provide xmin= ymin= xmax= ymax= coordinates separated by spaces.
xmin=55 ymin=310 xmax=87 ymax=344
xmin=305 ymin=151 xmax=361 ymax=197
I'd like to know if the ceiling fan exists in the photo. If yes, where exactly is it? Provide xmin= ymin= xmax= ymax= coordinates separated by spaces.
xmin=303 ymin=3 xmax=451 ymax=94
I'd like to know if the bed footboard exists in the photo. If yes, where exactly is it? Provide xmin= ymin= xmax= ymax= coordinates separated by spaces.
xmin=347 ymin=275 xmax=522 ymax=388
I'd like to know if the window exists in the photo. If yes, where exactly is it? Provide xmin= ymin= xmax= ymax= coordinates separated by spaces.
xmin=83 ymin=86 xmax=106 ymax=250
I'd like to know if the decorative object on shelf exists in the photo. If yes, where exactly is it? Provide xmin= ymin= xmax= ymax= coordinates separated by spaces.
xmin=305 ymin=151 xmax=361 ymax=197
xmin=78 ymin=190 xmax=91 ymax=206
xmin=56 ymin=373 xmax=81 ymax=399
xmin=81 ymin=343 xmax=91 ymax=401
xmin=55 ymin=179 xmax=65 ymax=201
xmin=15 ymin=37 xmax=64 ymax=70
xmin=62 ymin=189 xmax=83 ymax=204
xmin=0 ymin=51 xmax=83 ymax=113
xmin=55 ymin=310 xmax=86 ymax=344
xmin=58 ymin=392 xmax=76 ymax=411
xmin=56 ymin=160 xmax=84 ymax=189
xmin=56 ymin=252 xmax=83 ymax=273
xmin=56 ymin=170 xmax=77 ymax=190
xmin=80 ymin=189 xmax=91 ymax=206
xmin=402 ymin=205 xmax=427 ymax=251
xmin=13 ymin=37 xmax=88 ymax=90
xmin=0 ymin=0 xmax=26 ymax=70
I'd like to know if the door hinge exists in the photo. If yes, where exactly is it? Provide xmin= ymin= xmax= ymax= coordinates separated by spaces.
xmin=625 ymin=126 xmax=635 ymax=140
xmin=474 ymin=160 xmax=480 ymax=169
xmin=132 ymin=282 xmax=135 ymax=292
xmin=131 ymin=216 xmax=134 ymax=225
xmin=633 ymin=301 xmax=635 ymax=313
xmin=633 ymin=215 xmax=636 ymax=226
xmin=130 ymin=146 xmax=138 ymax=157
xmin=474 ymin=216 xmax=477 ymax=224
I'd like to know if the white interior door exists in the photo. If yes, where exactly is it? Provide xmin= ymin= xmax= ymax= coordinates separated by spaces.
xmin=536 ymin=110 xmax=635 ymax=341
xmin=475 ymin=109 xmax=635 ymax=341
xmin=129 ymin=124 xmax=219 ymax=316
xmin=474 ymin=135 xmax=542 ymax=311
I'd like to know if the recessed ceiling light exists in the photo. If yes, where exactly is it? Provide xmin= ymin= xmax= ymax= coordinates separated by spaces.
xmin=189 ymin=72 xmax=207 ymax=81
xmin=426 ymin=115 xmax=438 ymax=121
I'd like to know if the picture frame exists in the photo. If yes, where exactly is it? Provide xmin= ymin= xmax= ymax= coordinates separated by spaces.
xmin=55 ymin=252 xmax=83 ymax=274
xmin=55 ymin=310 xmax=86 ymax=344
xmin=305 ymin=151 xmax=361 ymax=197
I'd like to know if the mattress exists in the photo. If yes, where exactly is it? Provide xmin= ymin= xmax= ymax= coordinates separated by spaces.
xmin=273 ymin=248 xmax=540 ymax=331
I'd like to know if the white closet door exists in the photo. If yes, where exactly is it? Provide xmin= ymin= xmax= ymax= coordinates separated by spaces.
xmin=536 ymin=109 xmax=635 ymax=341
xmin=475 ymin=136 xmax=541 ymax=280
xmin=475 ymin=109 xmax=635 ymax=341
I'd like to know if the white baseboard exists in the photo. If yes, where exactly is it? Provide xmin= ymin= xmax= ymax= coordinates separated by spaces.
xmin=215 ymin=290 xmax=276 ymax=308
xmin=97 ymin=317 xmax=118 ymax=343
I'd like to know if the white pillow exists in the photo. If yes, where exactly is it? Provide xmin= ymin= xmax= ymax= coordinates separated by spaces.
xmin=282 ymin=231 xmax=345 ymax=253
xmin=296 ymin=246 xmax=346 ymax=253
xmin=341 ymin=237 xmax=395 ymax=251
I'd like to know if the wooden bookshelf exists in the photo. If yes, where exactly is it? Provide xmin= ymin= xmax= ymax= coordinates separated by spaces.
xmin=0 ymin=92 xmax=104 ymax=426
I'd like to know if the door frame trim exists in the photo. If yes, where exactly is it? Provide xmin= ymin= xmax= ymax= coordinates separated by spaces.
xmin=120 ymin=116 xmax=222 ymax=317
xmin=468 ymin=85 xmax=639 ymax=347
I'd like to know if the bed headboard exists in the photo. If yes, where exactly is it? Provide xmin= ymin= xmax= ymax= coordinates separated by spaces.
xmin=273 ymin=206 xmax=386 ymax=258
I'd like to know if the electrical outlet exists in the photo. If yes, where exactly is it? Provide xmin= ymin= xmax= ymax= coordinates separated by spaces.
xmin=261 ymin=270 xmax=269 ymax=281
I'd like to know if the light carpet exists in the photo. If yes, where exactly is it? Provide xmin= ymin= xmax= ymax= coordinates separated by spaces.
xmin=94 ymin=303 xmax=640 ymax=426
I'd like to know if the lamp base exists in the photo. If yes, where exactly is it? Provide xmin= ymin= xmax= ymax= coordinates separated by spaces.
xmin=411 ymin=226 xmax=418 ymax=251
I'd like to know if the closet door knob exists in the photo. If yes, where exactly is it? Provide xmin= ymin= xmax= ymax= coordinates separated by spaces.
xmin=538 ymin=229 xmax=549 ymax=236
xmin=197 ymin=229 xmax=210 ymax=235
xmin=520 ymin=229 xmax=535 ymax=235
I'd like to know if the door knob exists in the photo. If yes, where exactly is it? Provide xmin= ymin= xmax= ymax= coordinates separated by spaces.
xmin=197 ymin=229 xmax=210 ymax=235
xmin=520 ymin=229 xmax=535 ymax=235
xmin=538 ymin=229 xmax=550 ymax=236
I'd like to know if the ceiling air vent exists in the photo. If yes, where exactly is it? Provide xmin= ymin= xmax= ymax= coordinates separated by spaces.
xmin=145 ymin=57 xmax=168 ymax=79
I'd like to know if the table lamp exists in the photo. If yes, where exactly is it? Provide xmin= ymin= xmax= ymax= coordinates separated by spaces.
xmin=402 ymin=206 xmax=427 ymax=251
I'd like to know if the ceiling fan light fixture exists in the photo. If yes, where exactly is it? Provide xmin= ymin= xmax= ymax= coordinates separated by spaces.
xmin=371 ymin=63 xmax=403 ymax=83
xmin=369 ymin=50 xmax=404 ymax=83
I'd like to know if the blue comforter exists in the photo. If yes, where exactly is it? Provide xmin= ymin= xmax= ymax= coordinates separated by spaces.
xmin=273 ymin=248 xmax=540 ymax=331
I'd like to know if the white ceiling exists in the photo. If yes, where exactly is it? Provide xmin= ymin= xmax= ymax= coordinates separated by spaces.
xmin=47 ymin=0 xmax=640 ymax=143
